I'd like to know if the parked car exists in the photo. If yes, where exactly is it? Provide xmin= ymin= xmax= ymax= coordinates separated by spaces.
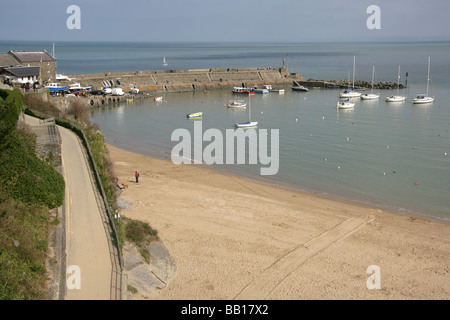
xmin=90 ymin=90 xmax=106 ymax=96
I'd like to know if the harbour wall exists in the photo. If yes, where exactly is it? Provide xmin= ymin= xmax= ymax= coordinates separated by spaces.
xmin=66 ymin=67 xmax=302 ymax=93
xmin=51 ymin=67 xmax=304 ymax=110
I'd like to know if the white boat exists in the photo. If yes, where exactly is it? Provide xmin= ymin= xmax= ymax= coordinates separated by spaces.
xmin=154 ymin=96 xmax=163 ymax=102
xmin=68 ymin=82 xmax=92 ymax=93
xmin=251 ymin=86 xmax=269 ymax=94
xmin=45 ymin=82 xmax=64 ymax=88
xmin=56 ymin=73 xmax=69 ymax=81
xmin=232 ymin=86 xmax=254 ymax=94
xmin=337 ymin=99 xmax=355 ymax=109
xmin=292 ymin=85 xmax=309 ymax=92
xmin=386 ymin=65 xmax=406 ymax=102
xmin=235 ymin=94 xmax=258 ymax=128
xmin=361 ymin=65 xmax=379 ymax=100
xmin=412 ymin=56 xmax=434 ymax=104
xmin=227 ymin=100 xmax=247 ymax=108
xmin=162 ymin=56 xmax=168 ymax=66
xmin=360 ymin=93 xmax=379 ymax=100
xmin=262 ymin=84 xmax=285 ymax=93
xmin=235 ymin=121 xmax=258 ymax=128
xmin=386 ymin=95 xmax=406 ymax=102
xmin=340 ymin=56 xmax=361 ymax=98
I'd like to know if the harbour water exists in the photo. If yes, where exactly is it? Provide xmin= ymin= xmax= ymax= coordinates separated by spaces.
xmin=3 ymin=41 xmax=449 ymax=220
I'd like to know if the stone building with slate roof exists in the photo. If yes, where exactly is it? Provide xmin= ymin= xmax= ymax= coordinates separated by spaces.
xmin=0 ymin=66 xmax=40 ymax=89
xmin=7 ymin=50 xmax=57 ymax=84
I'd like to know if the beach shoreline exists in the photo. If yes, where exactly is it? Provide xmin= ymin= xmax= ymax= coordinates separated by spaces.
xmin=107 ymin=143 xmax=449 ymax=300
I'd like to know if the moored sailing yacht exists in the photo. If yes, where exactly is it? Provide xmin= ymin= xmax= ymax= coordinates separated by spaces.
xmin=340 ymin=56 xmax=361 ymax=98
xmin=361 ymin=65 xmax=379 ymax=100
xmin=412 ymin=56 xmax=434 ymax=104
xmin=386 ymin=65 xmax=406 ymax=102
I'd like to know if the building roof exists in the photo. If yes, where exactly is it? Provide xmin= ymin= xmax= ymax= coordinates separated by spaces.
xmin=1 ymin=66 xmax=40 ymax=77
xmin=9 ymin=50 xmax=56 ymax=63
xmin=0 ymin=54 xmax=20 ymax=67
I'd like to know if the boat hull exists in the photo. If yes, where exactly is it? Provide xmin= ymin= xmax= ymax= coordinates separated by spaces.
xmin=412 ymin=97 xmax=434 ymax=104
xmin=187 ymin=112 xmax=203 ymax=119
xmin=235 ymin=121 xmax=258 ymax=128
xmin=292 ymin=86 xmax=309 ymax=92
xmin=386 ymin=96 xmax=406 ymax=102
xmin=361 ymin=93 xmax=379 ymax=100
xmin=340 ymin=91 xmax=361 ymax=98
xmin=337 ymin=101 xmax=355 ymax=109
xmin=228 ymin=100 xmax=247 ymax=108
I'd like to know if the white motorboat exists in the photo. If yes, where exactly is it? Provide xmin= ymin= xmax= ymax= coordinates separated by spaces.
xmin=251 ymin=86 xmax=269 ymax=94
xmin=56 ymin=73 xmax=69 ymax=81
xmin=386 ymin=65 xmax=406 ymax=102
xmin=262 ymin=84 xmax=285 ymax=93
xmin=235 ymin=121 xmax=258 ymax=128
xmin=292 ymin=85 xmax=309 ymax=92
xmin=337 ymin=100 xmax=355 ymax=109
xmin=227 ymin=100 xmax=247 ymax=108
xmin=69 ymin=82 xmax=92 ymax=92
xmin=232 ymin=86 xmax=254 ymax=95
xmin=412 ymin=56 xmax=434 ymax=104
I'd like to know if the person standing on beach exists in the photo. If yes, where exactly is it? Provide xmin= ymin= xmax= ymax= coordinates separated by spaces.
xmin=135 ymin=171 xmax=139 ymax=183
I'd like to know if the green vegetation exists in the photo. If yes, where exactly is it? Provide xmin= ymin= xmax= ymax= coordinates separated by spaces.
xmin=121 ymin=217 xmax=159 ymax=263
xmin=0 ymin=195 xmax=51 ymax=299
xmin=0 ymin=89 xmax=64 ymax=299
xmin=0 ymin=127 xmax=65 ymax=208
xmin=1 ymin=90 xmax=159 ymax=299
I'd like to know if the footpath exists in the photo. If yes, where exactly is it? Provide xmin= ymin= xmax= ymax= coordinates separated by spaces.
xmin=23 ymin=115 xmax=119 ymax=300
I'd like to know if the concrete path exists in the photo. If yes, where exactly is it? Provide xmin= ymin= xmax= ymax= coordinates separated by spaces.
xmin=59 ymin=125 xmax=114 ymax=299
xmin=23 ymin=115 xmax=115 ymax=299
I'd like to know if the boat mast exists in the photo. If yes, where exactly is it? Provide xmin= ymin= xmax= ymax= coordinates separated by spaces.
xmin=396 ymin=65 xmax=400 ymax=96
xmin=426 ymin=56 xmax=431 ymax=96
xmin=352 ymin=56 xmax=356 ymax=90
xmin=248 ymin=92 xmax=252 ymax=122
xmin=371 ymin=65 xmax=375 ymax=94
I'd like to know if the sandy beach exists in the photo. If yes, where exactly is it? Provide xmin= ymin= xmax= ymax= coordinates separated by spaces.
xmin=107 ymin=144 xmax=449 ymax=300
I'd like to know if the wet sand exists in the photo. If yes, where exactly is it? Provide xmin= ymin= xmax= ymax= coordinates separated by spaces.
xmin=107 ymin=144 xmax=449 ymax=300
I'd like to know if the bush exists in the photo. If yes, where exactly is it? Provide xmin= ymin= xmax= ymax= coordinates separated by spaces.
xmin=0 ymin=126 xmax=65 ymax=209
xmin=0 ymin=195 xmax=51 ymax=300
xmin=68 ymin=100 xmax=89 ymax=123
xmin=24 ymin=92 xmax=61 ymax=118
xmin=124 ymin=219 xmax=158 ymax=247
xmin=0 ymin=92 xmax=21 ymax=147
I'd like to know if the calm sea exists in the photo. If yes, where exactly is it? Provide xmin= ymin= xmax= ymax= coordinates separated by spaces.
xmin=3 ymin=41 xmax=449 ymax=221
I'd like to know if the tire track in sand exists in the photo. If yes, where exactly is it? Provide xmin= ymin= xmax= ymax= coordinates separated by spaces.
xmin=234 ymin=215 xmax=374 ymax=300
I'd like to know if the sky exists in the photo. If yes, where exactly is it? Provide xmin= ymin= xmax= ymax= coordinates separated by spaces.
xmin=1 ymin=0 xmax=450 ymax=43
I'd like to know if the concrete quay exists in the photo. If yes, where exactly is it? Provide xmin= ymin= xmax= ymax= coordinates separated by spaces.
xmin=51 ymin=67 xmax=304 ymax=109
xmin=69 ymin=66 xmax=303 ymax=93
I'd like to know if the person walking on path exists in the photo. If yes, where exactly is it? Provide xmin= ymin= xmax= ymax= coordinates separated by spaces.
xmin=135 ymin=171 xmax=139 ymax=183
